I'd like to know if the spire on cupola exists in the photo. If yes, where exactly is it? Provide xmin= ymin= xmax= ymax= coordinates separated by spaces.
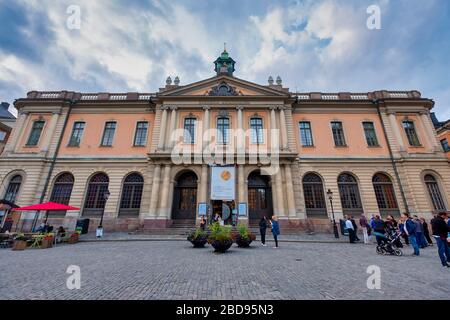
xmin=214 ymin=43 xmax=236 ymax=76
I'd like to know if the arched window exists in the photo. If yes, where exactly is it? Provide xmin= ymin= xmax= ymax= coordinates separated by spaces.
xmin=217 ymin=117 xmax=230 ymax=144
xmin=338 ymin=173 xmax=363 ymax=215
xmin=424 ymin=174 xmax=446 ymax=211
xmin=372 ymin=173 xmax=399 ymax=216
xmin=119 ymin=173 xmax=144 ymax=216
xmin=49 ymin=173 xmax=74 ymax=217
xmin=302 ymin=173 xmax=327 ymax=217
xmin=83 ymin=173 xmax=109 ymax=216
xmin=4 ymin=175 xmax=22 ymax=203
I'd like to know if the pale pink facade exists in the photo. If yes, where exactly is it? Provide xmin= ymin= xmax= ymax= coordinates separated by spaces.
xmin=1 ymin=55 xmax=449 ymax=233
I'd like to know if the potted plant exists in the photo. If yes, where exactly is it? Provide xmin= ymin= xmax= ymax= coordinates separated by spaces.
xmin=187 ymin=228 xmax=208 ymax=248
xmin=41 ymin=233 xmax=54 ymax=249
xmin=68 ymin=231 xmax=80 ymax=244
xmin=234 ymin=223 xmax=256 ymax=248
xmin=207 ymin=222 xmax=233 ymax=253
xmin=12 ymin=234 xmax=28 ymax=251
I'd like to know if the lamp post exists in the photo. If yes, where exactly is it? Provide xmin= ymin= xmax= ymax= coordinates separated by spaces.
xmin=97 ymin=189 xmax=110 ymax=238
xmin=327 ymin=189 xmax=339 ymax=239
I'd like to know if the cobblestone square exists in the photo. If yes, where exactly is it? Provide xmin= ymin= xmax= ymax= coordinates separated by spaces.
xmin=0 ymin=241 xmax=448 ymax=300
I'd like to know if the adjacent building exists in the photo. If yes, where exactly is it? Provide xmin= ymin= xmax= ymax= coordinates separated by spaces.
xmin=0 ymin=102 xmax=16 ymax=155
xmin=1 ymin=50 xmax=449 ymax=233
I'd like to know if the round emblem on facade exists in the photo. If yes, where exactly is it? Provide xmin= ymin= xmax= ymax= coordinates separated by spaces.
xmin=220 ymin=170 xmax=231 ymax=181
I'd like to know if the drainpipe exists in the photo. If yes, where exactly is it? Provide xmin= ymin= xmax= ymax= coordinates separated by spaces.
xmin=374 ymin=99 xmax=410 ymax=214
xmin=30 ymin=99 xmax=76 ymax=231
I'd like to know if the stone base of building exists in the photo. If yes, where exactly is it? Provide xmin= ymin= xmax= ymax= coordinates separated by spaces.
xmin=14 ymin=217 xmax=335 ymax=234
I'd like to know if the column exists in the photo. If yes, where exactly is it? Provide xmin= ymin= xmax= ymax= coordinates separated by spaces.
xmin=236 ymin=106 xmax=245 ymax=162
xmin=274 ymin=168 xmax=285 ymax=217
xmin=238 ymin=164 xmax=245 ymax=203
xmin=167 ymin=106 xmax=178 ymax=148
xmin=199 ymin=164 xmax=208 ymax=203
xmin=4 ymin=111 xmax=28 ymax=153
xmin=269 ymin=106 xmax=279 ymax=151
xmin=278 ymin=106 xmax=288 ymax=150
xmin=158 ymin=164 xmax=172 ymax=218
xmin=148 ymin=164 xmax=162 ymax=217
xmin=388 ymin=112 xmax=405 ymax=152
xmin=420 ymin=111 xmax=440 ymax=151
xmin=284 ymin=164 xmax=296 ymax=217
xmin=41 ymin=111 xmax=61 ymax=153
xmin=157 ymin=106 xmax=169 ymax=150
xmin=202 ymin=106 xmax=211 ymax=155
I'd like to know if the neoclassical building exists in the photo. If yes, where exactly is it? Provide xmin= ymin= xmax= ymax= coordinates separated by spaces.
xmin=1 ymin=50 xmax=449 ymax=233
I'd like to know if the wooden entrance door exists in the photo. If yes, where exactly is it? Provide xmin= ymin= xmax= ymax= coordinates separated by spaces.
xmin=172 ymin=172 xmax=198 ymax=220
xmin=248 ymin=171 xmax=273 ymax=221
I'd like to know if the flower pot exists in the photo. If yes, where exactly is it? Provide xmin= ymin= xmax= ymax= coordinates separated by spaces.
xmin=12 ymin=240 xmax=27 ymax=251
xmin=235 ymin=235 xmax=253 ymax=248
xmin=68 ymin=234 xmax=79 ymax=244
xmin=41 ymin=238 xmax=53 ymax=249
xmin=188 ymin=236 xmax=208 ymax=248
xmin=210 ymin=239 xmax=233 ymax=253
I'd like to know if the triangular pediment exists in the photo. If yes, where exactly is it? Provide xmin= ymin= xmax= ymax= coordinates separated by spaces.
xmin=157 ymin=75 xmax=288 ymax=97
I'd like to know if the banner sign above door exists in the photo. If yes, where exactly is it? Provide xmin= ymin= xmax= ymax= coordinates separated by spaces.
xmin=211 ymin=166 xmax=236 ymax=201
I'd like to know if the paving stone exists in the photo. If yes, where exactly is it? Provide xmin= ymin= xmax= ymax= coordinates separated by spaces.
xmin=0 ymin=241 xmax=448 ymax=300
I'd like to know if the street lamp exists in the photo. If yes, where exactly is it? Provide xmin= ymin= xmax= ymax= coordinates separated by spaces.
xmin=97 ymin=189 xmax=110 ymax=238
xmin=327 ymin=189 xmax=339 ymax=239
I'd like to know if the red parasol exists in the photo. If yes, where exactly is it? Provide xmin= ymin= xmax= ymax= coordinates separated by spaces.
xmin=12 ymin=202 xmax=80 ymax=211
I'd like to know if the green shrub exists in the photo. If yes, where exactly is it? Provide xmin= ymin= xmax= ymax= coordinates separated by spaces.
xmin=208 ymin=222 xmax=232 ymax=243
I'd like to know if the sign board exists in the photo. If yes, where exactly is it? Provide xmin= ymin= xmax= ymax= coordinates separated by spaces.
xmin=210 ymin=166 xmax=236 ymax=200
xmin=198 ymin=203 xmax=207 ymax=216
xmin=238 ymin=203 xmax=247 ymax=216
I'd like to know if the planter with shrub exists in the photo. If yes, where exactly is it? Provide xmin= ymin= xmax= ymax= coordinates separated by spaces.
xmin=41 ymin=234 xmax=54 ymax=249
xmin=187 ymin=228 xmax=208 ymax=248
xmin=234 ymin=223 xmax=256 ymax=248
xmin=12 ymin=234 xmax=28 ymax=251
xmin=207 ymin=222 xmax=233 ymax=253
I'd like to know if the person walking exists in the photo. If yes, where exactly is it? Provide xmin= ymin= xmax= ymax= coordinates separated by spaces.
xmin=413 ymin=215 xmax=427 ymax=248
xmin=372 ymin=215 xmax=386 ymax=246
xmin=359 ymin=214 xmax=370 ymax=244
xmin=401 ymin=213 xmax=420 ymax=256
xmin=398 ymin=219 xmax=410 ymax=245
xmin=259 ymin=216 xmax=268 ymax=246
xmin=270 ymin=216 xmax=280 ymax=248
xmin=431 ymin=211 xmax=450 ymax=268
xmin=345 ymin=216 xmax=356 ymax=243
xmin=350 ymin=216 xmax=360 ymax=241
xmin=420 ymin=217 xmax=433 ymax=246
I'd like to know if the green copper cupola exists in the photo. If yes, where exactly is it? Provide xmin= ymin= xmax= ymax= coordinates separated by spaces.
xmin=214 ymin=45 xmax=235 ymax=76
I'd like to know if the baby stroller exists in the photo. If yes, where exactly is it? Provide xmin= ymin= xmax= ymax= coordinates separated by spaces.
xmin=373 ymin=229 xmax=403 ymax=256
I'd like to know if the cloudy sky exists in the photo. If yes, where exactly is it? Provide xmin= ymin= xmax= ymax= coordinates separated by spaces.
xmin=1 ymin=0 xmax=449 ymax=119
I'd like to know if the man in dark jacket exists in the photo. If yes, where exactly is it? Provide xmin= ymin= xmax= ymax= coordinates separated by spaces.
xmin=431 ymin=212 xmax=450 ymax=268
xmin=350 ymin=216 xmax=360 ymax=242
xmin=372 ymin=215 xmax=386 ymax=246
xmin=401 ymin=213 xmax=420 ymax=256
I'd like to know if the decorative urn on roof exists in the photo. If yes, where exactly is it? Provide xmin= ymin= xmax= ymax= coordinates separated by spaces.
xmin=214 ymin=44 xmax=235 ymax=76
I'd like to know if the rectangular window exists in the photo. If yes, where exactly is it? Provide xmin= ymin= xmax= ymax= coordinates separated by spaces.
xmin=299 ymin=121 xmax=313 ymax=146
xmin=183 ymin=118 xmax=196 ymax=144
xmin=26 ymin=120 xmax=45 ymax=146
xmin=250 ymin=118 xmax=264 ymax=144
xmin=217 ymin=117 xmax=230 ymax=144
xmin=0 ymin=131 xmax=6 ymax=141
xmin=134 ymin=121 xmax=149 ymax=146
xmin=363 ymin=122 xmax=379 ymax=147
xmin=441 ymin=139 xmax=450 ymax=152
xmin=402 ymin=120 xmax=420 ymax=146
xmin=68 ymin=121 xmax=85 ymax=147
xmin=331 ymin=121 xmax=346 ymax=146
xmin=101 ymin=121 xmax=116 ymax=146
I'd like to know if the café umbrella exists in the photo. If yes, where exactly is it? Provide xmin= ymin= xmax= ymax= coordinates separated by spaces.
xmin=12 ymin=202 xmax=80 ymax=226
